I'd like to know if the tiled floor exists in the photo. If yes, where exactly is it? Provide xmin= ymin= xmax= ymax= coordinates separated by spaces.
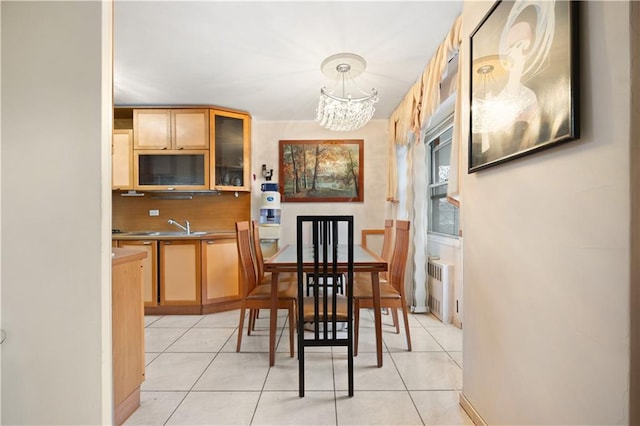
xmin=125 ymin=309 xmax=472 ymax=426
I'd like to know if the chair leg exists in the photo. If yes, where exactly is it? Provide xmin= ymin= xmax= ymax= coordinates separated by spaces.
xmin=288 ymin=303 xmax=295 ymax=357
xmin=391 ymin=308 xmax=400 ymax=334
xmin=354 ymin=300 xmax=360 ymax=356
xmin=401 ymin=303 xmax=412 ymax=351
xmin=248 ymin=309 xmax=255 ymax=336
xmin=236 ymin=307 xmax=246 ymax=352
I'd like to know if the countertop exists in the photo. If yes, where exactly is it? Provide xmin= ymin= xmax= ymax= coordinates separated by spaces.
xmin=112 ymin=247 xmax=148 ymax=265
xmin=112 ymin=230 xmax=236 ymax=241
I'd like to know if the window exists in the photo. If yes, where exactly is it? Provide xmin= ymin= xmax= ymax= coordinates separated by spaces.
xmin=426 ymin=115 xmax=459 ymax=236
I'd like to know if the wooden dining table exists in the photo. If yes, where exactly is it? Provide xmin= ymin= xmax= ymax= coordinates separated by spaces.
xmin=264 ymin=244 xmax=388 ymax=367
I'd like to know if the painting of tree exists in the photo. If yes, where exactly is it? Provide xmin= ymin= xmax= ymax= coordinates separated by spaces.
xmin=278 ymin=140 xmax=364 ymax=202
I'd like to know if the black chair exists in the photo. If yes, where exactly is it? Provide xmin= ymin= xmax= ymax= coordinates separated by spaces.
xmin=297 ymin=215 xmax=354 ymax=397
xmin=305 ymin=220 xmax=345 ymax=296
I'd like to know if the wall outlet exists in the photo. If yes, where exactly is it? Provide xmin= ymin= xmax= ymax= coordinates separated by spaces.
xmin=149 ymin=209 xmax=160 ymax=217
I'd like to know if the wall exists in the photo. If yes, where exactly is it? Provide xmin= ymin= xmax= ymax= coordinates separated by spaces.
xmin=1 ymin=2 xmax=112 ymax=424
xmin=461 ymin=1 xmax=636 ymax=424
xmin=251 ymin=120 xmax=393 ymax=246
xmin=112 ymin=191 xmax=250 ymax=232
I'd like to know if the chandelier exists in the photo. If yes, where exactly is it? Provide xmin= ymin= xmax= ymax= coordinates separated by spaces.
xmin=316 ymin=53 xmax=378 ymax=131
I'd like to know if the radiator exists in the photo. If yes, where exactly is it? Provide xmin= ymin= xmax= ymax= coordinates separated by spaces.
xmin=427 ymin=259 xmax=452 ymax=324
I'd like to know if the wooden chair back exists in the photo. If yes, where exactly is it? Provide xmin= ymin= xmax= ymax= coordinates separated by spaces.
xmin=389 ymin=220 xmax=410 ymax=296
xmin=235 ymin=221 xmax=257 ymax=297
xmin=251 ymin=220 xmax=265 ymax=281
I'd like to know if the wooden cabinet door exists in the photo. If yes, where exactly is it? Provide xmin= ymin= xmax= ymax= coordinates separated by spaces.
xmin=201 ymin=238 xmax=240 ymax=304
xmin=210 ymin=109 xmax=251 ymax=191
xmin=173 ymin=109 xmax=209 ymax=149
xmin=118 ymin=240 xmax=158 ymax=307
xmin=112 ymin=129 xmax=133 ymax=190
xmin=111 ymin=255 xmax=144 ymax=419
xmin=133 ymin=109 xmax=171 ymax=149
xmin=160 ymin=240 xmax=201 ymax=305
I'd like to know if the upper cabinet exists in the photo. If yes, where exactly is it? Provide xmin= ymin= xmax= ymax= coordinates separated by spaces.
xmin=210 ymin=109 xmax=251 ymax=192
xmin=113 ymin=106 xmax=250 ymax=192
xmin=112 ymin=129 xmax=133 ymax=190
xmin=134 ymin=109 xmax=209 ymax=150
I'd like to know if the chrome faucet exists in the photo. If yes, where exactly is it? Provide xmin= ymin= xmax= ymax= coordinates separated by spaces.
xmin=168 ymin=218 xmax=191 ymax=234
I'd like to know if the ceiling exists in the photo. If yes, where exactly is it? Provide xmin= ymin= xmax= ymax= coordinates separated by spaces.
xmin=113 ymin=1 xmax=462 ymax=123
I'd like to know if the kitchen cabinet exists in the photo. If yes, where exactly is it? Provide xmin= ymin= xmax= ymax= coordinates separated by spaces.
xmin=112 ymin=129 xmax=134 ymax=190
xmin=159 ymin=240 xmax=201 ymax=306
xmin=134 ymin=109 xmax=209 ymax=150
xmin=210 ymin=109 xmax=251 ymax=191
xmin=133 ymin=150 xmax=209 ymax=191
xmin=112 ymin=248 xmax=146 ymax=425
xmin=117 ymin=240 xmax=158 ymax=307
xmin=201 ymin=238 xmax=240 ymax=306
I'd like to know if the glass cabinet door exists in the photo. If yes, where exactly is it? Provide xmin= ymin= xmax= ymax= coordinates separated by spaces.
xmin=210 ymin=110 xmax=250 ymax=191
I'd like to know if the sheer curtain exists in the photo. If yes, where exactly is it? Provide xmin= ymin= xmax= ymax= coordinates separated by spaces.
xmin=386 ymin=15 xmax=463 ymax=311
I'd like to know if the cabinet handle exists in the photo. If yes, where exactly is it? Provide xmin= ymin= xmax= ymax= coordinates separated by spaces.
xmin=164 ymin=241 xmax=172 ymax=245
xmin=207 ymin=241 xmax=215 ymax=245
xmin=143 ymin=241 xmax=152 ymax=245
xmin=178 ymin=147 xmax=184 ymax=150
xmin=167 ymin=187 xmax=175 ymax=191
xmin=162 ymin=147 xmax=167 ymax=150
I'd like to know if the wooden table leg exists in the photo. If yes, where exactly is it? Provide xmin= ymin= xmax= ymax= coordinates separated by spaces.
xmin=269 ymin=272 xmax=279 ymax=367
xmin=371 ymin=271 xmax=383 ymax=367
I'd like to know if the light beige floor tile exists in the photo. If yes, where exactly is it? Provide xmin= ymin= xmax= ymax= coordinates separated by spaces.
xmin=224 ymin=329 xmax=282 ymax=354
xmin=192 ymin=352 xmax=269 ymax=391
xmin=333 ymin=352 xmax=405 ymax=391
xmin=264 ymin=352 xmax=335 ymax=391
xmin=124 ymin=391 xmax=186 ymax=425
xmin=148 ymin=315 xmax=204 ymax=328
xmin=144 ymin=315 xmax=163 ymax=327
xmin=145 ymin=352 xmax=161 ymax=366
xmin=166 ymin=327 xmax=235 ymax=353
xmin=195 ymin=310 xmax=246 ymax=328
xmin=144 ymin=327 xmax=188 ymax=353
xmin=252 ymin=391 xmax=337 ymax=425
xmin=165 ymin=391 xmax=260 ymax=425
xmin=354 ymin=326 xmax=381 ymax=354
xmin=410 ymin=390 xmax=474 ymax=425
xmin=142 ymin=352 xmax=214 ymax=391
xmin=383 ymin=326 xmax=443 ymax=352
xmin=427 ymin=327 xmax=463 ymax=352
xmin=392 ymin=352 xmax=462 ymax=391
xmin=448 ymin=351 xmax=463 ymax=369
xmin=335 ymin=390 xmax=423 ymax=425
xmin=413 ymin=312 xmax=448 ymax=328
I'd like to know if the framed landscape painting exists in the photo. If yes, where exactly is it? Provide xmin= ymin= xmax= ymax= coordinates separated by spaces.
xmin=468 ymin=0 xmax=579 ymax=173
xmin=278 ymin=139 xmax=364 ymax=202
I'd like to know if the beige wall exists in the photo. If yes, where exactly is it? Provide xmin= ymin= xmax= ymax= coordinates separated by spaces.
xmin=251 ymin=120 xmax=394 ymax=246
xmin=1 ymin=1 xmax=112 ymax=424
xmin=461 ymin=1 xmax=636 ymax=424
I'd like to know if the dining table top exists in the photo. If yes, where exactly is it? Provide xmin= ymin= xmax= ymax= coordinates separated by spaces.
xmin=264 ymin=244 xmax=387 ymax=273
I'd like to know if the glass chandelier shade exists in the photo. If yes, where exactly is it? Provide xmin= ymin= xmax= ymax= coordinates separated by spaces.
xmin=316 ymin=53 xmax=379 ymax=132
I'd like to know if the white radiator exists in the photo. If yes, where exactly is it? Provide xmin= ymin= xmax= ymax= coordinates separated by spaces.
xmin=427 ymin=259 xmax=452 ymax=324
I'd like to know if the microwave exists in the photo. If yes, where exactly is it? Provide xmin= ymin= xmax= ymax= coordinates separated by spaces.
xmin=133 ymin=150 xmax=209 ymax=190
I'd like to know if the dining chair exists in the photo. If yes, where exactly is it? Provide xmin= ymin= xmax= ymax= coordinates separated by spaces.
xmin=297 ymin=215 xmax=355 ymax=397
xmin=358 ymin=219 xmax=394 ymax=283
xmin=305 ymin=220 xmax=345 ymax=296
xmin=235 ymin=221 xmax=297 ymax=359
xmin=354 ymin=220 xmax=411 ymax=356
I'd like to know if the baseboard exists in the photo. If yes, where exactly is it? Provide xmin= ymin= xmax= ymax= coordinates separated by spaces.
xmin=459 ymin=392 xmax=487 ymax=426
xmin=452 ymin=316 xmax=463 ymax=329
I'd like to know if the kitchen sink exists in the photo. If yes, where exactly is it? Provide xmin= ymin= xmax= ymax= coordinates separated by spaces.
xmin=124 ymin=231 xmax=209 ymax=237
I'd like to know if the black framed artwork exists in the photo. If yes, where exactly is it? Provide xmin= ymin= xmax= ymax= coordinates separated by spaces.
xmin=468 ymin=0 xmax=579 ymax=173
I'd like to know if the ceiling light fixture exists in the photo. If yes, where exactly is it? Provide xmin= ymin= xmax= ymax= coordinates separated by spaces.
xmin=316 ymin=53 xmax=378 ymax=131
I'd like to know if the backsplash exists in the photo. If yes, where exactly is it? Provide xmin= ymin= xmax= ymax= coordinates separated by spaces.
xmin=112 ymin=191 xmax=250 ymax=232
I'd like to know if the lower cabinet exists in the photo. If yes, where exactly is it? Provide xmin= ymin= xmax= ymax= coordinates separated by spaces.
xmin=201 ymin=238 xmax=240 ymax=307
xmin=115 ymin=236 xmax=240 ymax=314
xmin=159 ymin=240 xmax=201 ymax=306
xmin=117 ymin=240 xmax=158 ymax=307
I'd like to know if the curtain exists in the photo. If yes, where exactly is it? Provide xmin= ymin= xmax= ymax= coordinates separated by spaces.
xmin=386 ymin=15 xmax=463 ymax=202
